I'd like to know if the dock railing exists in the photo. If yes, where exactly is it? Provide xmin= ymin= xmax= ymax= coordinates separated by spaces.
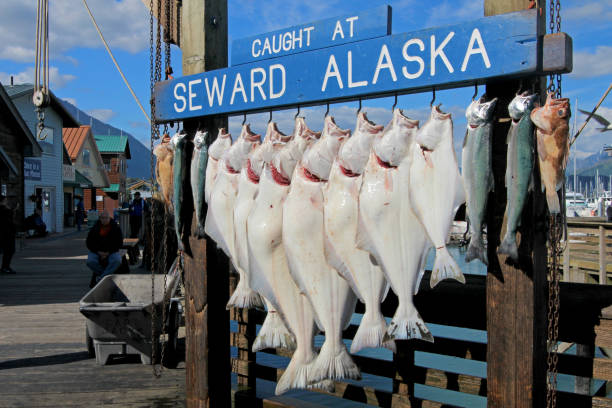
xmin=229 ymin=271 xmax=612 ymax=407
xmin=564 ymin=220 xmax=611 ymax=285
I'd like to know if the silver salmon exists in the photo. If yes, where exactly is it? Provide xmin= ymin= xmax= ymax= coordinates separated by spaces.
xmin=191 ymin=131 xmax=208 ymax=238
xmin=171 ymin=132 xmax=189 ymax=251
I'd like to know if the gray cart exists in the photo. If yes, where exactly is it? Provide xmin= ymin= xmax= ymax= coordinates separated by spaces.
xmin=79 ymin=263 xmax=181 ymax=366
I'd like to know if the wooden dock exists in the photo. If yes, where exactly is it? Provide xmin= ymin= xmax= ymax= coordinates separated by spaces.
xmin=0 ymin=231 xmax=186 ymax=408
xmin=564 ymin=218 xmax=612 ymax=284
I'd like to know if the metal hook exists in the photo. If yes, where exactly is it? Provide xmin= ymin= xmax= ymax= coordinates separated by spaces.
xmin=472 ymin=83 xmax=478 ymax=101
xmin=241 ymin=112 xmax=247 ymax=125
xmin=392 ymin=93 xmax=398 ymax=111
xmin=268 ymin=110 xmax=273 ymax=124
xmin=357 ymin=98 xmax=362 ymax=114
xmin=294 ymin=104 xmax=300 ymax=119
xmin=325 ymin=102 xmax=330 ymax=117
xmin=430 ymin=88 xmax=436 ymax=107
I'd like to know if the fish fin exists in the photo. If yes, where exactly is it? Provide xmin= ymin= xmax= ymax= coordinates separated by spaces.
xmin=385 ymin=310 xmax=433 ymax=343
xmin=465 ymin=236 xmax=488 ymax=265
xmin=252 ymin=311 xmax=296 ymax=352
xmin=226 ymin=278 xmax=265 ymax=310
xmin=351 ymin=311 xmax=396 ymax=353
xmin=308 ymin=341 xmax=361 ymax=383
xmin=275 ymin=352 xmax=335 ymax=395
xmin=430 ymin=247 xmax=465 ymax=288
xmin=546 ymin=189 xmax=561 ymax=214
xmin=498 ymin=232 xmax=519 ymax=262
xmin=323 ymin=234 xmax=364 ymax=302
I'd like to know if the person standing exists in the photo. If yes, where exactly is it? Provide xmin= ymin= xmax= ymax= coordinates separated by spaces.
xmin=86 ymin=211 xmax=123 ymax=283
xmin=129 ymin=192 xmax=144 ymax=239
xmin=0 ymin=194 xmax=18 ymax=274
xmin=607 ymin=202 xmax=612 ymax=222
xmin=75 ymin=197 xmax=85 ymax=231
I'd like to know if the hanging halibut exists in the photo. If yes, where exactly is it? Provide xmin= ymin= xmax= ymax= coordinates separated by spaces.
xmin=462 ymin=96 xmax=497 ymax=265
xmin=410 ymin=105 xmax=466 ymax=287
xmin=205 ymin=128 xmax=232 ymax=205
xmin=357 ymin=108 xmax=433 ymax=341
xmin=252 ymin=298 xmax=296 ymax=353
xmin=283 ymin=115 xmax=360 ymax=384
xmin=204 ymin=124 xmax=260 ymax=260
xmin=171 ymin=132 xmax=189 ymax=251
xmin=153 ymin=134 xmax=174 ymax=210
xmin=247 ymin=117 xmax=325 ymax=394
xmin=498 ymin=92 xmax=538 ymax=261
xmin=229 ymin=122 xmax=289 ymax=310
xmin=191 ymin=130 xmax=209 ymax=238
xmin=323 ymin=111 xmax=395 ymax=353
xmin=531 ymin=93 xmax=571 ymax=214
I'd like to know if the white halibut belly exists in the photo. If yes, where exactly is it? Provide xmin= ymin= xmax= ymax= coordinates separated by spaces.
xmin=234 ymin=170 xmax=258 ymax=274
xmin=204 ymin=167 xmax=239 ymax=260
xmin=205 ymin=158 xmax=219 ymax=204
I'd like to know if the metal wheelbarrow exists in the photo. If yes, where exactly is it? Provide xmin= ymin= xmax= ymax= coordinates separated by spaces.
xmin=79 ymin=258 xmax=181 ymax=366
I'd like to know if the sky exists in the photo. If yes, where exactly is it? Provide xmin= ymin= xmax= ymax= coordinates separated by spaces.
xmin=0 ymin=0 xmax=610 ymax=162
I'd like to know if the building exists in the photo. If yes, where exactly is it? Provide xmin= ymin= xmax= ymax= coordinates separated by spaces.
xmin=94 ymin=135 xmax=131 ymax=213
xmin=4 ymin=83 xmax=79 ymax=233
xmin=0 ymin=82 xmax=42 ymax=232
xmin=63 ymin=126 xmax=110 ymax=211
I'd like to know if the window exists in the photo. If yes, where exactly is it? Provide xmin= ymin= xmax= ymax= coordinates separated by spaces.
xmin=82 ymin=149 xmax=90 ymax=166
xmin=103 ymin=160 xmax=111 ymax=172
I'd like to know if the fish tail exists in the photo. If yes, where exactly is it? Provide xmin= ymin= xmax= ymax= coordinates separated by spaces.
xmin=350 ymin=310 xmax=396 ymax=353
xmin=546 ymin=189 xmax=561 ymax=214
xmin=226 ymin=279 xmax=265 ymax=310
xmin=498 ymin=233 xmax=519 ymax=262
xmin=195 ymin=224 xmax=207 ymax=239
xmin=308 ymin=340 xmax=361 ymax=384
xmin=252 ymin=311 xmax=296 ymax=352
xmin=430 ymin=247 xmax=466 ymax=288
xmin=465 ymin=236 xmax=488 ymax=265
xmin=385 ymin=308 xmax=433 ymax=343
xmin=275 ymin=352 xmax=335 ymax=395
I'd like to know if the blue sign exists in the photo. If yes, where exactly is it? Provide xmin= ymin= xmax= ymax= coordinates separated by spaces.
xmin=154 ymin=10 xmax=537 ymax=122
xmin=231 ymin=5 xmax=391 ymax=66
xmin=24 ymin=158 xmax=41 ymax=181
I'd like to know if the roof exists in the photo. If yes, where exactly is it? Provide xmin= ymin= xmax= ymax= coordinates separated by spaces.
xmin=63 ymin=126 xmax=92 ymax=160
xmin=103 ymin=183 xmax=120 ymax=193
xmin=0 ymin=82 xmax=42 ymax=157
xmin=0 ymin=146 xmax=18 ymax=175
xmin=3 ymin=83 xmax=79 ymax=128
xmin=94 ymin=135 xmax=131 ymax=159
xmin=64 ymin=169 xmax=94 ymax=188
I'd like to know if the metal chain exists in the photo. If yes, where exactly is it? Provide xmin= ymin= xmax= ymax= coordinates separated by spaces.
xmin=547 ymin=0 xmax=562 ymax=98
xmin=164 ymin=0 xmax=173 ymax=80
xmin=546 ymin=214 xmax=563 ymax=408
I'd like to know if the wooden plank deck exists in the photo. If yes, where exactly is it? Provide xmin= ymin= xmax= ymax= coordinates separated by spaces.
xmin=0 ymin=230 xmax=186 ymax=407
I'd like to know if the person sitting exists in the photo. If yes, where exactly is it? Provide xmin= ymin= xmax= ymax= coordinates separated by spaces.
xmin=86 ymin=211 xmax=123 ymax=284
xmin=25 ymin=209 xmax=47 ymax=237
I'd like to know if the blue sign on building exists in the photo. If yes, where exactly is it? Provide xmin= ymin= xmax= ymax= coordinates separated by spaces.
xmin=231 ymin=5 xmax=391 ymax=66
xmin=24 ymin=158 xmax=42 ymax=181
xmin=154 ymin=9 xmax=537 ymax=122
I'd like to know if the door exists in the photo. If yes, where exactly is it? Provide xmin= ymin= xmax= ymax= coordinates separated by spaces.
xmin=41 ymin=187 xmax=55 ymax=232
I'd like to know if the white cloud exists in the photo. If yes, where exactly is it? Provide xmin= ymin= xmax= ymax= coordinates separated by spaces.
xmin=572 ymin=106 xmax=612 ymax=154
xmin=87 ymin=108 xmax=116 ymax=122
xmin=570 ymin=46 xmax=612 ymax=78
xmin=425 ymin=0 xmax=483 ymax=27
xmin=563 ymin=1 xmax=612 ymax=22
xmin=62 ymin=97 xmax=77 ymax=106
xmin=0 ymin=66 xmax=75 ymax=89
xmin=0 ymin=0 xmax=149 ymax=63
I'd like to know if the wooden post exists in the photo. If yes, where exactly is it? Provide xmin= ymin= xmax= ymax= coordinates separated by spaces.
xmin=563 ymin=239 xmax=570 ymax=282
xmin=179 ymin=1 xmax=230 ymax=407
xmin=599 ymin=226 xmax=606 ymax=284
xmin=485 ymin=1 xmax=548 ymax=407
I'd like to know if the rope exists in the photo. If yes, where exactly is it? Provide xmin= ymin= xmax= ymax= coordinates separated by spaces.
xmin=81 ymin=0 xmax=151 ymax=124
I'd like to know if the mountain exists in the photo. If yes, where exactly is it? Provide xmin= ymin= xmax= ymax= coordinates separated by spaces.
xmin=59 ymin=100 xmax=152 ymax=180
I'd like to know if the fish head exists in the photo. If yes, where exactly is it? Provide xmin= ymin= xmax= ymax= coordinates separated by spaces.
xmin=415 ymin=104 xmax=451 ymax=151
xmin=225 ymin=124 xmax=261 ymax=172
xmin=208 ymin=129 xmax=232 ymax=160
xmin=302 ymin=116 xmax=350 ymax=180
xmin=530 ymin=93 xmax=570 ymax=132
xmin=193 ymin=130 xmax=208 ymax=149
xmin=373 ymin=109 xmax=418 ymax=167
xmin=264 ymin=121 xmax=291 ymax=144
xmin=170 ymin=131 xmax=188 ymax=149
xmin=153 ymin=141 xmax=173 ymax=160
xmin=338 ymin=111 xmax=383 ymax=174
xmin=508 ymin=92 xmax=538 ymax=121
xmin=293 ymin=117 xmax=321 ymax=153
xmin=466 ymin=96 xmax=497 ymax=126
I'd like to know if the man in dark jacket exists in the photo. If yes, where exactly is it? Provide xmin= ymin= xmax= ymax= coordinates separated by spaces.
xmin=129 ymin=192 xmax=145 ymax=238
xmin=86 ymin=211 xmax=123 ymax=282
xmin=0 ymin=194 xmax=18 ymax=274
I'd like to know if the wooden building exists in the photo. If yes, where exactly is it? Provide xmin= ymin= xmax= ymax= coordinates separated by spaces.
xmin=94 ymin=135 xmax=131 ymax=214
xmin=63 ymin=126 xmax=110 ymax=211
xmin=0 ymin=82 xmax=42 ymax=232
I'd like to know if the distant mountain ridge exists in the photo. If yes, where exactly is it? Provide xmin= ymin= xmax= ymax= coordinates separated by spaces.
xmin=570 ymin=150 xmax=612 ymax=176
xmin=59 ymin=100 xmax=152 ymax=180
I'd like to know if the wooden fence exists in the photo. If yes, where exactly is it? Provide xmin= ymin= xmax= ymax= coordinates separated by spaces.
xmin=229 ymin=272 xmax=612 ymax=407
xmin=564 ymin=220 xmax=612 ymax=285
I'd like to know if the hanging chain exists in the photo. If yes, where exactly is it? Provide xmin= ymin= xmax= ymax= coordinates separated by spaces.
xmin=547 ymin=0 xmax=562 ymax=98
xmin=34 ymin=0 xmax=50 ymax=138
xmin=164 ymin=0 xmax=173 ymax=80
xmin=546 ymin=214 xmax=563 ymax=408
